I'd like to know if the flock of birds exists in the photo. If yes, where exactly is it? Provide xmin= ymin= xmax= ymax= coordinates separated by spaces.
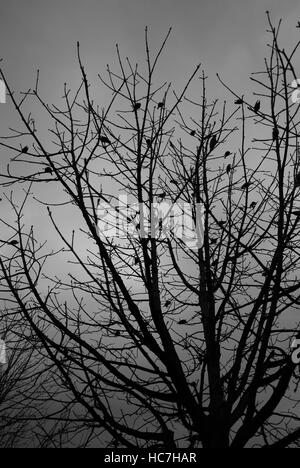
xmin=8 ymin=93 xmax=300 ymax=330
xmin=13 ymin=97 xmax=300 ymax=240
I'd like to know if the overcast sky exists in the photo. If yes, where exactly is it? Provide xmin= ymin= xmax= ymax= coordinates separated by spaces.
xmin=1 ymin=0 xmax=300 ymax=95
xmin=1 ymin=0 xmax=300 ymax=281
xmin=0 ymin=3 xmax=299 ymax=445
xmin=0 ymin=0 xmax=300 ymax=141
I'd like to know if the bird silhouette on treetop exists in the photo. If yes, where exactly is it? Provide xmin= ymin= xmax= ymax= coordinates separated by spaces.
xmin=133 ymin=102 xmax=141 ymax=111
xmin=100 ymin=136 xmax=111 ymax=145
xmin=210 ymin=134 xmax=218 ymax=152
xmin=253 ymin=100 xmax=261 ymax=113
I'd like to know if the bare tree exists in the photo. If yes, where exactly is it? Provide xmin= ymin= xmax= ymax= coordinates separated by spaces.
xmin=0 ymin=313 xmax=43 ymax=447
xmin=0 ymin=14 xmax=299 ymax=448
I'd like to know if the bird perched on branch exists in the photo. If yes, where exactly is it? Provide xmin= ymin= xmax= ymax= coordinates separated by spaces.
xmin=253 ymin=100 xmax=261 ymax=113
xmin=235 ymin=98 xmax=243 ymax=105
xmin=165 ymin=300 xmax=172 ymax=308
xmin=178 ymin=319 xmax=187 ymax=325
xmin=250 ymin=201 xmax=257 ymax=209
xmin=210 ymin=134 xmax=218 ymax=152
xmin=226 ymin=164 xmax=232 ymax=175
xmin=190 ymin=130 xmax=196 ymax=137
xmin=297 ymin=21 xmax=300 ymax=28
xmin=9 ymin=240 xmax=18 ymax=246
xmin=224 ymin=151 xmax=232 ymax=158
xmin=272 ymin=127 xmax=279 ymax=141
xmin=157 ymin=102 xmax=164 ymax=109
xmin=44 ymin=167 xmax=53 ymax=175
xmin=133 ymin=102 xmax=141 ymax=111
xmin=21 ymin=146 xmax=29 ymax=154
xmin=100 ymin=136 xmax=111 ymax=145
xmin=241 ymin=181 xmax=252 ymax=190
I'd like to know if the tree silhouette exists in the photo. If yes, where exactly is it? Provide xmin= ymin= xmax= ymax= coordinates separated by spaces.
xmin=0 ymin=313 xmax=45 ymax=447
xmin=0 ymin=15 xmax=300 ymax=448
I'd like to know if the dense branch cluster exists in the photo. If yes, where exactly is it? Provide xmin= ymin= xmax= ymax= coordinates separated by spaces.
xmin=0 ymin=15 xmax=299 ymax=448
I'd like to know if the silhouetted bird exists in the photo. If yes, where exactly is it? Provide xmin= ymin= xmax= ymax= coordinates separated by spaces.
xmin=190 ymin=130 xmax=196 ymax=137
xmin=235 ymin=98 xmax=243 ymax=105
xmin=250 ymin=201 xmax=257 ymax=209
xmin=211 ymin=238 xmax=217 ymax=245
xmin=165 ymin=300 xmax=172 ymax=308
xmin=44 ymin=167 xmax=53 ymax=175
xmin=21 ymin=146 xmax=29 ymax=154
xmin=134 ymin=257 xmax=139 ymax=265
xmin=272 ymin=127 xmax=279 ymax=141
xmin=157 ymin=102 xmax=164 ymax=109
xmin=295 ymin=173 xmax=300 ymax=187
xmin=241 ymin=181 xmax=251 ymax=190
xmin=133 ymin=102 xmax=141 ymax=111
xmin=297 ymin=21 xmax=300 ymax=28
xmin=9 ymin=240 xmax=18 ymax=246
xmin=178 ymin=319 xmax=187 ymax=325
xmin=100 ymin=136 xmax=111 ymax=145
xmin=226 ymin=164 xmax=231 ymax=175
xmin=253 ymin=100 xmax=261 ymax=113
xmin=114 ymin=331 xmax=121 ymax=337
xmin=146 ymin=139 xmax=152 ymax=147
xmin=224 ymin=151 xmax=232 ymax=158
xmin=158 ymin=192 xmax=166 ymax=200
xmin=210 ymin=135 xmax=218 ymax=152
xmin=170 ymin=179 xmax=177 ymax=185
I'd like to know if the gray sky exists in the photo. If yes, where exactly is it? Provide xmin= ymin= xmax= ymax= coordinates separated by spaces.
xmin=0 ymin=2 xmax=300 ymax=444
xmin=1 ymin=0 xmax=300 ymax=263
xmin=1 ymin=0 xmax=300 ymax=95
xmin=0 ymin=0 xmax=299 ymax=136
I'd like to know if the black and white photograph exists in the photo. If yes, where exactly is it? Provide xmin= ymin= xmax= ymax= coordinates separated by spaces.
xmin=0 ymin=0 xmax=300 ymax=453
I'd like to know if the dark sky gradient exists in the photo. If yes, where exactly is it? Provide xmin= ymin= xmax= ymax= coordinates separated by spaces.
xmin=1 ymin=0 xmax=300 ymax=95
xmin=1 ymin=0 xmax=300 ymax=261
xmin=0 ymin=1 xmax=300 ymax=447
xmin=0 ymin=0 xmax=299 ymax=233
